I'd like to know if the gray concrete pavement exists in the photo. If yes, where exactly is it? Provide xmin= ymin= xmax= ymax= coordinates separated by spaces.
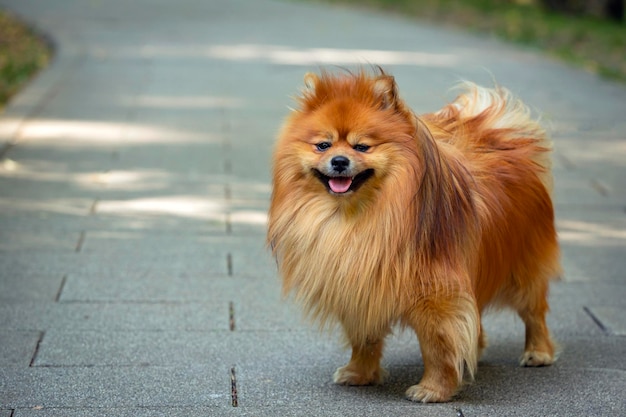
xmin=0 ymin=0 xmax=625 ymax=415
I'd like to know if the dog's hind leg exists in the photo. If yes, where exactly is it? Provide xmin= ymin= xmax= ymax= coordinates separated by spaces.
xmin=519 ymin=309 xmax=555 ymax=366
xmin=514 ymin=278 xmax=557 ymax=366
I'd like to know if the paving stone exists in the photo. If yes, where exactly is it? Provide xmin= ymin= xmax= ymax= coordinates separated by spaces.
xmin=233 ymin=295 xmax=306 ymax=331
xmin=0 ymin=301 xmax=229 ymax=332
xmin=458 ymin=366 xmax=626 ymax=416
xmin=76 ymin=230 xmax=228 ymax=255
xmin=90 ymin=189 xmax=229 ymax=232
xmin=0 ymin=274 xmax=64 ymax=301
xmin=2 ymin=142 xmax=118 ymax=175
xmin=87 ymin=212 xmax=227 ymax=234
xmin=33 ymin=330 xmax=236 ymax=367
xmin=557 ymin=205 xmax=626 ymax=248
xmin=229 ymin=238 xmax=276 ymax=278
xmin=560 ymin=244 xmax=626 ymax=283
xmin=0 ymin=252 xmax=77 ymax=280
xmin=0 ymin=203 xmax=93 ymax=233
xmin=0 ymin=230 xmax=78 ymax=252
xmin=32 ymin=330 xmax=343 ymax=368
xmin=57 ymin=236 xmax=234 ymax=302
xmin=585 ymin=306 xmax=626 ymax=336
xmin=550 ymin=281 xmax=626 ymax=306
xmin=552 ymin=336 xmax=626 ymax=370
xmin=59 ymin=273 xmax=245 ymax=303
xmin=113 ymin=142 xmax=227 ymax=176
xmin=0 ymin=366 xmax=228 ymax=409
xmin=12 ymin=407 xmax=238 ymax=417
xmin=227 ymin=183 xmax=270 ymax=236
xmin=553 ymin=175 xmax=619 ymax=206
xmin=228 ymin=211 xmax=268 ymax=236
xmin=229 ymin=182 xmax=272 ymax=201
xmin=0 ymin=331 xmax=40 ymax=366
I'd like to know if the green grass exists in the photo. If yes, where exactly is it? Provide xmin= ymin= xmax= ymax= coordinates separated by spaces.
xmin=0 ymin=11 xmax=51 ymax=109
xmin=315 ymin=0 xmax=626 ymax=81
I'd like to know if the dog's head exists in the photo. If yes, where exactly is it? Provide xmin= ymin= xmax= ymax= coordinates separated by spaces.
xmin=274 ymin=69 xmax=418 ymax=203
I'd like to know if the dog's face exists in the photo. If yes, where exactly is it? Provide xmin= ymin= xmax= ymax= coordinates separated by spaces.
xmin=303 ymin=101 xmax=385 ymax=196
xmin=277 ymin=71 xmax=417 ymax=202
xmin=311 ymin=139 xmax=375 ymax=195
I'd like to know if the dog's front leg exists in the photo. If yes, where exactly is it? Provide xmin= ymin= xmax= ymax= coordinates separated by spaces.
xmin=333 ymin=336 xmax=389 ymax=386
xmin=405 ymin=292 xmax=480 ymax=403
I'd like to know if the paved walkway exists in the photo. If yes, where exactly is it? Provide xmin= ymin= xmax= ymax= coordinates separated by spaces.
xmin=0 ymin=0 xmax=625 ymax=415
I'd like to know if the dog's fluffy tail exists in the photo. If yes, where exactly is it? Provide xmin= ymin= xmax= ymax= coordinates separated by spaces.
xmin=427 ymin=82 xmax=554 ymax=192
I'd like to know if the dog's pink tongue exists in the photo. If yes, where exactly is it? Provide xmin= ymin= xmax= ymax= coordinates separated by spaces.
xmin=329 ymin=177 xmax=352 ymax=193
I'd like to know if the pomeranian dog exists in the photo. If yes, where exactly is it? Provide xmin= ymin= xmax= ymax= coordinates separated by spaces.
xmin=267 ymin=68 xmax=561 ymax=403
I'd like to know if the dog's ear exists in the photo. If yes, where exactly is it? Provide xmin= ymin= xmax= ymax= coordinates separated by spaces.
xmin=373 ymin=75 xmax=397 ymax=110
xmin=303 ymin=72 xmax=320 ymax=92
xmin=298 ymin=72 xmax=324 ymax=111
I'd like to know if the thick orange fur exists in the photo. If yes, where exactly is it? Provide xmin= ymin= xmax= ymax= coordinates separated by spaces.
xmin=267 ymin=68 xmax=561 ymax=403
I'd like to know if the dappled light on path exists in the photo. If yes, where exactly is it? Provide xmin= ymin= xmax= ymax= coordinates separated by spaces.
xmin=120 ymin=95 xmax=246 ymax=110
xmin=558 ymin=219 xmax=626 ymax=245
xmin=140 ymin=43 xmax=459 ymax=67
xmin=10 ymin=118 xmax=215 ymax=145
xmin=97 ymin=196 xmax=226 ymax=221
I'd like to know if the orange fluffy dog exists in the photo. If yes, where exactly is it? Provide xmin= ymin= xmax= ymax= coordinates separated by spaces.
xmin=267 ymin=68 xmax=561 ymax=403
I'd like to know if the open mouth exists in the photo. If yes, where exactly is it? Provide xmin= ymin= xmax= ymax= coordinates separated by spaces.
xmin=313 ymin=169 xmax=375 ymax=194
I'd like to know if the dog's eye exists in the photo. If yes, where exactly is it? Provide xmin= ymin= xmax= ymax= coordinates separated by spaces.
xmin=316 ymin=142 xmax=332 ymax=151
xmin=353 ymin=144 xmax=370 ymax=153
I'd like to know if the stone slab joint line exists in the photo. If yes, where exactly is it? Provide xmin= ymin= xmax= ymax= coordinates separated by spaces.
xmin=225 ymin=185 xmax=232 ymax=234
xmin=583 ymin=306 xmax=611 ymax=335
xmin=74 ymin=196 xmax=98 ymax=254
xmin=29 ymin=331 xmax=44 ymax=367
xmin=555 ymin=152 xmax=576 ymax=171
xmin=589 ymin=179 xmax=610 ymax=197
xmin=226 ymin=253 xmax=233 ymax=276
xmin=75 ymin=231 xmax=86 ymax=253
xmin=230 ymin=365 xmax=238 ymax=407
xmin=229 ymin=301 xmax=236 ymax=331
xmin=54 ymin=275 xmax=67 ymax=302
xmin=89 ymin=198 xmax=99 ymax=215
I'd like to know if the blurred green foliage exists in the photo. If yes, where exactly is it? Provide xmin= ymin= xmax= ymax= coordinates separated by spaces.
xmin=318 ymin=0 xmax=626 ymax=81
xmin=0 ymin=11 xmax=50 ymax=108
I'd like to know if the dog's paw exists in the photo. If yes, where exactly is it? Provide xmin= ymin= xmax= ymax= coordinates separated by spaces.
xmin=405 ymin=383 xmax=452 ymax=403
xmin=520 ymin=350 xmax=554 ymax=367
xmin=333 ymin=365 xmax=388 ymax=386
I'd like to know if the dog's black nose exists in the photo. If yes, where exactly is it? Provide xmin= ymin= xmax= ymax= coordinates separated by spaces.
xmin=331 ymin=156 xmax=350 ymax=173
